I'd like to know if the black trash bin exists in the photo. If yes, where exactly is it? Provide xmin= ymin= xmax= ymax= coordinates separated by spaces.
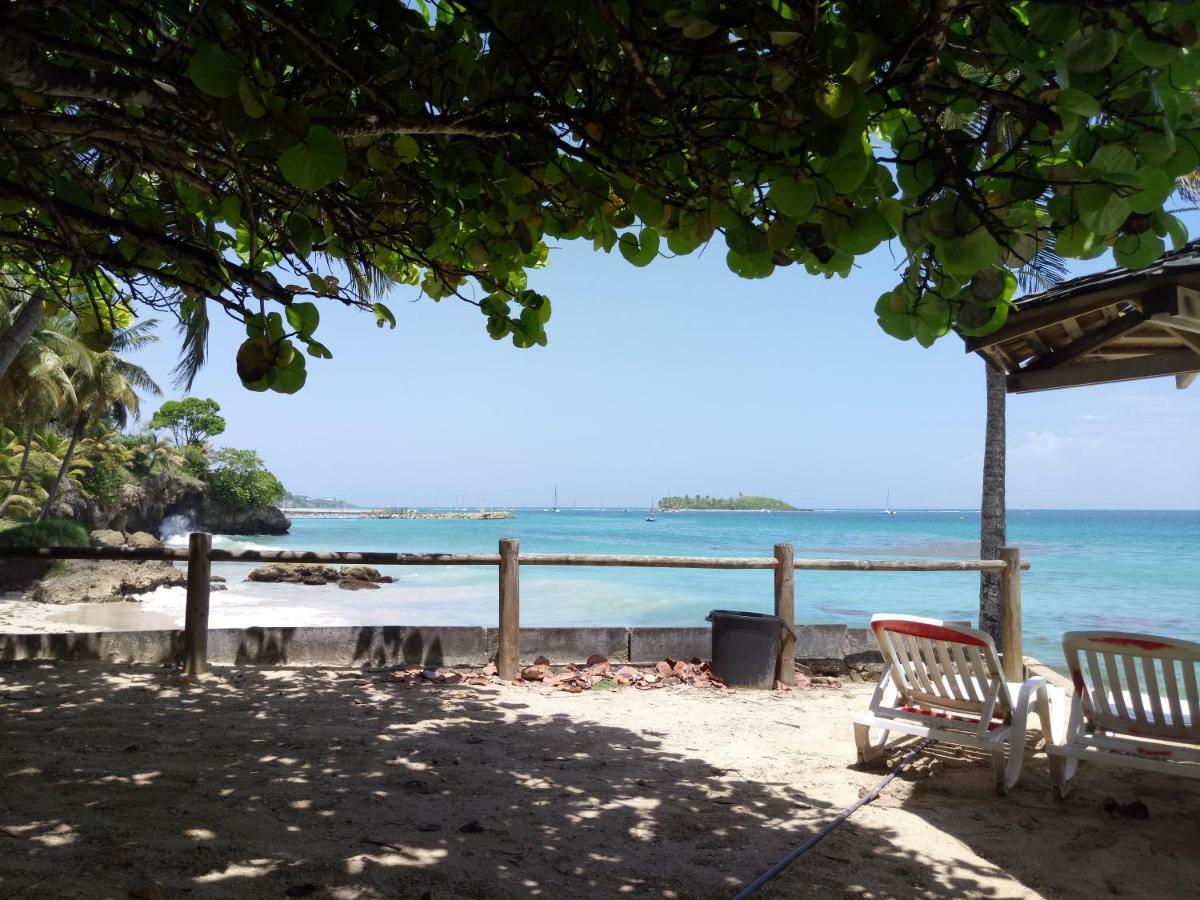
xmin=706 ymin=609 xmax=784 ymax=689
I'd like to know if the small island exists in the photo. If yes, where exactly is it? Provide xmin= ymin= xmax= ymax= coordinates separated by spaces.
xmin=658 ymin=495 xmax=798 ymax=511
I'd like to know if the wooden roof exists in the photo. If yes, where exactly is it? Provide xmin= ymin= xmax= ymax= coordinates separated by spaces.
xmin=966 ymin=241 xmax=1200 ymax=393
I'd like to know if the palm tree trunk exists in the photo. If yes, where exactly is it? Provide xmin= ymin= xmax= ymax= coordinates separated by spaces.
xmin=39 ymin=413 xmax=87 ymax=521
xmin=0 ymin=424 xmax=36 ymax=517
xmin=0 ymin=298 xmax=44 ymax=383
xmin=979 ymin=361 xmax=1006 ymax=644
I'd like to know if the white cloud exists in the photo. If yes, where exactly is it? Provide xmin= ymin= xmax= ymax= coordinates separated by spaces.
xmin=1012 ymin=430 xmax=1065 ymax=460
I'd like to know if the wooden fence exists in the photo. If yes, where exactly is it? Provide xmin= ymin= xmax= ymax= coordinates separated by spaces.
xmin=0 ymin=536 xmax=1028 ymax=682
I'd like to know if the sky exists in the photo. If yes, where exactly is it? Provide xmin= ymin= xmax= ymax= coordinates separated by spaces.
xmin=130 ymin=235 xmax=1200 ymax=511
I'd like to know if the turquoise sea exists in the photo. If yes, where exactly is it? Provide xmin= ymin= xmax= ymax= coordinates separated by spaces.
xmin=162 ymin=509 xmax=1199 ymax=667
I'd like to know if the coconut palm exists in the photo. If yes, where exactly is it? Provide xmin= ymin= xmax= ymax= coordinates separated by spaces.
xmin=39 ymin=321 xmax=161 ymax=520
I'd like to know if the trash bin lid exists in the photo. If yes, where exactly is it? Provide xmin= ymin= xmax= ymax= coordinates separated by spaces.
xmin=705 ymin=609 xmax=783 ymax=623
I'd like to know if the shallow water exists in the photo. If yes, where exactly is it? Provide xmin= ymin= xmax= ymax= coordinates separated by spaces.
xmin=136 ymin=508 xmax=1200 ymax=667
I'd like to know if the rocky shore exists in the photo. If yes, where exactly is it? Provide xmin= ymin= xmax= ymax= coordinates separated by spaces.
xmin=27 ymin=530 xmax=184 ymax=605
xmin=246 ymin=563 xmax=394 ymax=591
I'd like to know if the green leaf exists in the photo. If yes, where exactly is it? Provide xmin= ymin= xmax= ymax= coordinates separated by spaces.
xmin=957 ymin=299 xmax=1010 ymax=337
xmin=237 ymin=76 xmax=267 ymax=118
xmin=681 ymin=19 xmax=718 ymax=39
xmin=767 ymin=215 xmax=797 ymax=252
xmin=1063 ymin=27 xmax=1119 ymax=74
xmin=1129 ymin=30 xmax=1179 ymax=68
xmin=769 ymin=178 xmax=815 ymax=218
xmin=305 ymin=339 xmax=333 ymax=359
xmin=725 ymin=249 xmax=774 ymax=278
xmin=1054 ymin=88 xmax=1100 ymax=118
xmin=813 ymin=77 xmax=857 ymax=119
xmin=285 ymin=301 xmax=319 ymax=336
xmin=187 ymin=44 xmax=242 ymax=98
xmin=1076 ymin=186 xmax=1131 ymax=235
xmin=1113 ymin=232 xmax=1164 ymax=268
xmin=372 ymin=302 xmax=397 ymax=329
xmin=618 ymin=227 xmax=659 ymax=266
xmin=1089 ymin=145 xmax=1136 ymax=176
xmin=236 ymin=336 xmax=274 ymax=384
xmin=1130 ymin=166 xmax=1174 ymax=214
xmin=271 ymin=349 xmax=307 ymax=394
xmin=938 ymin=228 xmax=998 ymax=277
xmin=279 ymin=126 xmax=347 ymax=191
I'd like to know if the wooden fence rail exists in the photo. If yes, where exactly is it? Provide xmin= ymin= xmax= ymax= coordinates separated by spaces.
xmin=0 ymin=537 xmax=1028 ymax=681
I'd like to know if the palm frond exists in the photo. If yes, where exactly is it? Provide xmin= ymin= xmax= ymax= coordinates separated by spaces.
xmin=171 ymin=299 xmax=209 ymax=390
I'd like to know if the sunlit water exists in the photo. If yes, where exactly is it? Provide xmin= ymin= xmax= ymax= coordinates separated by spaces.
xmin=141 ymin=508 xmax=1200 ymax=667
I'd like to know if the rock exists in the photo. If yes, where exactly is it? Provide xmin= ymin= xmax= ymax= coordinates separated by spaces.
xmin=521 ymin=664 xmax=549 ymax=681
xmin=210 ymin=583 xmax=227 ymax=592
xmin=246 ymin=563 xmax=338 ymax=584
xmin=533 ymin=655 xmax=551 ymax=666
xmin=586 ymin=654 xmax=609 ymax=668
xmin=339 ymin=565 xmax=392 ymax=583
xmin=90 ymin=529 xmax=126 ymax=548
xmin=614 ymin=666 xmax=640 ymax=685
xmin=654 ymin=661 xmax=673 ymax=679
xmin=128 ymin=880 xmax=162 ymax=899
xmin=481 ymin=663 xmax=498 ymax=677
xmin=30 ymin=559 xmax=186 ymax=605
xmin=195 ymin=499 xmax=290 ymax=536
xmin=210 ymin=575 xmax=226 ymax=583
xmin=125 ymin=531 xmax=163 ymax=550
xmin=794 ymin=670 xmax=812 ymax=690
xmin=337 ymin=577 xmax=380 ymax=591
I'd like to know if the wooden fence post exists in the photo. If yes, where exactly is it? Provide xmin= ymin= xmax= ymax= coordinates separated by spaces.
xmin=497 ymin=538 xmax=520 ymax=680
xmin=774 ymin=543 xmax=795 ymax=687
xmin=184 ymin=531 xmax=212 ymax=676
xmin=999 ymin=546 xmax=1023 ymax=682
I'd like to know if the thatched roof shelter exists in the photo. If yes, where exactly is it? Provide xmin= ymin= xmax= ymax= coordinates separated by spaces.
xmin=966 ymin=241 xmax=1200 ymax=392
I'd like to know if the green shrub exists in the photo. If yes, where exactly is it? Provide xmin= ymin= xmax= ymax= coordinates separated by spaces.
xmin=0 ymin=518 xmax=90 ymax=548
xmin=204 ymin=448 xmax=285 ymax=510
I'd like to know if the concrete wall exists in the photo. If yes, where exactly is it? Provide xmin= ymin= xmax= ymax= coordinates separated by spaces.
xmin=0 ymin=624 xmax=884 ymax=669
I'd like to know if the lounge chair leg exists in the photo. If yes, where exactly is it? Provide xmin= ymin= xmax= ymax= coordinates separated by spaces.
xmin=1049 ymin=756 xmax=1076 ymax=800
xmin=854 ymin=723 xmax=889 ymax=767
xmin=992 ymin=752 xmax=1008 ymax=797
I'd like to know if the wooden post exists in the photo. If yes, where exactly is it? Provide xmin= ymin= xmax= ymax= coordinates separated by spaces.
xmin=999 ymin=546 xmax=1023 ymax=682
xmin=774 ymin=543 xmax=795 ymax=687
xmin=497 ymin=538 xmax=520 ymax=681
xmin=184 ymin=531 xmax=212 ymax=676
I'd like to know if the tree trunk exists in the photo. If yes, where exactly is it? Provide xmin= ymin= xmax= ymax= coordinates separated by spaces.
xmin=979 ymin=361 xmax=1007 ymax=644
xmin=40 ymin=413 xmax=87 ymax=521
xmin=0 ymin=423 xmax=36 ymax=517
xmin=0 ymin=298 xmax=45 ymax=383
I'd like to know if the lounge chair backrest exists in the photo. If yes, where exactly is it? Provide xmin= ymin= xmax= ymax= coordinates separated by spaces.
xmin=870 ymin=614 xmax=1012 ymax=723
xmin=1062 ymin=631 xmax=1200 ymax=742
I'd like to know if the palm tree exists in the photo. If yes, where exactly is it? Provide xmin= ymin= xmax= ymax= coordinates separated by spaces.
xmin=39 ymin=321 xmax=161 ymax=520
xmin=0 ymin=299 xmax=91 ymax=518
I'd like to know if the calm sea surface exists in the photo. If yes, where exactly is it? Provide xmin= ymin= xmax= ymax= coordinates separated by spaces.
xmin=160 ymin=509 xmax=1199 ymax=667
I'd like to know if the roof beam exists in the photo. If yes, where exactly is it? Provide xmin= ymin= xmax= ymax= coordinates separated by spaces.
xmin=1007 ymin=348 xmax=1200 ymax=393
xmin=1178 ymin=372 xmax=1199 ymax=390
xmin=964 ymin=290 xmax=1133 ymax=353
xmin=1019 ymin=309 xmax=1146 ymax=372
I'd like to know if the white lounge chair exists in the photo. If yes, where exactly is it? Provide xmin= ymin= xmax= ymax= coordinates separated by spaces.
xmin=1047 ymin=630 xmax=1200 ymax=798
xmin=853 ymin=614 xmax=1060 ymax=795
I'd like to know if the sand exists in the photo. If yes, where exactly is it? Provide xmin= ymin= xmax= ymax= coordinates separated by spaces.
xmin=1 ymin=662 xmax=1195 ymax=899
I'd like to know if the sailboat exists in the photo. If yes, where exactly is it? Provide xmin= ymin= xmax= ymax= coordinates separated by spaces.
xmin=884 ymin=491 xmax=897 ymax=516
xmin=645 ymin=497 xmax=656 ymax=522
xmin=553 ymin=486 xmax=560 ymax=513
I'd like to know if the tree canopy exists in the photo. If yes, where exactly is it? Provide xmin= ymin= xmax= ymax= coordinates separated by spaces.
xmin=2 ymin=1 xmax=1198 ymax=392
xmin=205 ymin=447 xmax=286 ymax=509
xmin=147 ymin=397 xmax=227 ymax=446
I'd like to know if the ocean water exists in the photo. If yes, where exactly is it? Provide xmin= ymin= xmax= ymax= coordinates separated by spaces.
xmin=154 ymin=508 xmax=1200 ymax=667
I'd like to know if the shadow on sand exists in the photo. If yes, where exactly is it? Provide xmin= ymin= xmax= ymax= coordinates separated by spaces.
xmin=0 ymin=662 xmax=1195 ymax=899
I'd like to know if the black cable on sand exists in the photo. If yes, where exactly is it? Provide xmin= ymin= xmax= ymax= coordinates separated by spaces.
xmin=730 ymin=739 xmax=933 ymax=900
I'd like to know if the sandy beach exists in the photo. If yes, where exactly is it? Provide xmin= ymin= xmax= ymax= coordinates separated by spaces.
xmin=1 ymin=662 xmax=1196 ymax=899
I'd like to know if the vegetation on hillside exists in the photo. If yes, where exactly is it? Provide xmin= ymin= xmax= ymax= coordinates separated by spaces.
xmin=658 ymin=495 xmax=798 ymax=511
xmin=1 ymin=288 xmax=284 ymax=525
xmin=1 ymin=3 xmax=1198 ymax=393
xmin=0 ymin=518 xmax=89 ymax=547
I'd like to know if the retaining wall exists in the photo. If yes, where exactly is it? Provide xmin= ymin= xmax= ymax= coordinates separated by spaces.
xmin=0 ymin=624 xmax=885 ymax=670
